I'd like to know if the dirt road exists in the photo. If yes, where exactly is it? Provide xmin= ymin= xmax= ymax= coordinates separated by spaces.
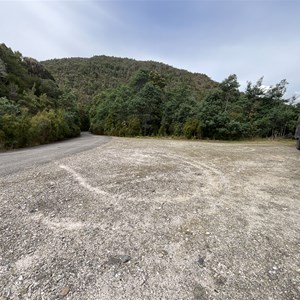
xmin=0 ymin=137 xmax=299 ymax=299
xmin=0 ymin=132 xmax=111 ymax=177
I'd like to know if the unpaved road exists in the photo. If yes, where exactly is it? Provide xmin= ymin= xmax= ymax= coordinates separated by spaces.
xmin=0 ymin=137 xmax=299 ymax=300
xmin=0 ymin=132 xmax=111 ymax=176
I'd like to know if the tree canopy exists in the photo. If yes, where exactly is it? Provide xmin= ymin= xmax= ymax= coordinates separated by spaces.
xmin=0 ymin=44 xmax=80 ymax=149
xmin=90 ymin=70 xmax=299 ymax=140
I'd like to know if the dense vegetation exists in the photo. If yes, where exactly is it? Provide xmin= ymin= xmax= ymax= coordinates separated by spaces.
xmin=0 ymin=44 xmax=80 ymax=149
xmin=43 ymin=55 xmax=300 ymax=140
xmin=89 ymin=70 xmax=299 ymax=139
xmin=42 ymin=56 xmax=218 ymax=130
xmin=1 ymin=43 xmax=299 ymax=149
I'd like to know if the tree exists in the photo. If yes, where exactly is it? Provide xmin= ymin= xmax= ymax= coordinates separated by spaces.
xmin=130 ymin=69 xmax=149 ymax=92
xmin=199 ymin=90 xmax=228 ymax=139
xmin=220 ymin=74 xmax=240 ymax=112
xmin=0 ymin=58 xmax=7 ymax=78
xmin=183 ymin=118 xmax=202 ymax=139
xmin=131 ymin=82 xmax=163 ymax=135
xmin=243 ymin=78 xmax=294 ymax=137
xmin=0 ymin=44 xmax=82 ymax=149
xmin=161 ymin=86 xmax=197 ymax=136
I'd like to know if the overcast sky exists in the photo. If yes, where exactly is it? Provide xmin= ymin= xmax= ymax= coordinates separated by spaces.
xmin=1 ymin=0 xmax=300 ymax=99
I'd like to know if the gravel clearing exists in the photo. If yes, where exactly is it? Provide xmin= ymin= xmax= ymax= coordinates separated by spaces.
xmin=0 ymin=137 xmax=299 ymax=300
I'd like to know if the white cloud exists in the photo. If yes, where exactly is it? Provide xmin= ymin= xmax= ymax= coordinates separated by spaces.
xmin=0 ymin=1 xmax=120 ymax=60
xmin=0 ymin=0 xmax=299 ymax=98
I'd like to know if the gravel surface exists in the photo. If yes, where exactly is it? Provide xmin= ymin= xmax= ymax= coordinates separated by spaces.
xmin=0 ymin=137 xmax=299 ymax=300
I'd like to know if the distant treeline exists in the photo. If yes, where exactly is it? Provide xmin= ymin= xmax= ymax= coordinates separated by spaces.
xmin=89 ymin=70 xmax=300 ymax=140
xmin=0 ymin=44 xmax=80 ymax=149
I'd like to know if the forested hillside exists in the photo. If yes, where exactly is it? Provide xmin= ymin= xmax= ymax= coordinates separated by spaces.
xmin=43 ymin=55 xmax=300 ymax=140
xmin=89 ymin=71 xmax=300 ymax=139
xmin=42 ymin=56 xmax=217 ymax=98
xmin=42 ymin=56 xmax=218 ymax=130
xmin=1 ymin=43 xmax=299 ymax=149
xmin=0 ymin=44 xmax=80 ymax=149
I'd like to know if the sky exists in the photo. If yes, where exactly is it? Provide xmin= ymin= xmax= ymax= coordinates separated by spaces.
xmin=1 ymin=0 xmax=300 ymax=99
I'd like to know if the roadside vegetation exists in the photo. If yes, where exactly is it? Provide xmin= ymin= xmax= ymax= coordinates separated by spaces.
xmin=0 ymin=44 xmax=80 ymax=149
xmin=89 ymin=70 xmax=300 ymax=140
xmin=1 ymin=43 xmax=299 ymax=149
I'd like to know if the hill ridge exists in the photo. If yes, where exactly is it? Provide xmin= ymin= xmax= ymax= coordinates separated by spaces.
xmin=42 ymin=55 xmax=218 ymax=100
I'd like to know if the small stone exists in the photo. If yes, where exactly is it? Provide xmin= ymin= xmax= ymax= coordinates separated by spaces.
xmin=205 ymin=232 xmax=210 ymax=235
xmin=268 ymin=269 xmax=277 ymax=280
xmin=198 ymin=256 xmax=205 ymax=267
xmin=28 ymin=207 xmax=37 ymax=213
xmin=184 ymin=230 xmax=193 ymax=235
xmin=119 ymin=255 xmax=131 ymax=263
xmin=296 ymin=268 xmax=300 ymax=273
xmin=49 ymin=182 xmax=55 ymax=188
xmin=86 ymin=273 xmax=95 ymax=283
xmin=158 ymin=250 xmax=168 ymax=258
xmin=60 ymin=287 xmax=70 ymax=297
xmin=193 ymin=285 xmax=207 ymax=300
xmin=108 ymin=255 xmax=131 ymax=265
xmin=215 ymin=275 xmax=227 ymax=285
